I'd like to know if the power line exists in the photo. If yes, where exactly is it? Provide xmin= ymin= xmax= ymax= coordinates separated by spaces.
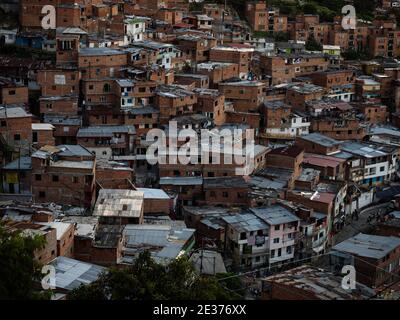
xmin=217 ymin=249 xmax=400 ymax=292
xmin=217 ymin=251 xmax=333 ymax=281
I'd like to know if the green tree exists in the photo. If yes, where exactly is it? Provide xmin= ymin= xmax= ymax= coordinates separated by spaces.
xmin=342 ymin=49 xmax=369 ymax=60
xmin=302 ymin=3 xmax=318 ymax=15
xmin=305 ymin=36 xmax=323 ymax=51
xmin=68 ymin=251 xmax=242 ymax=300
xmin=273 ymin=32 xmax=289 ymax=42
xmin=0 ymin=223 xmax=50 ymax=299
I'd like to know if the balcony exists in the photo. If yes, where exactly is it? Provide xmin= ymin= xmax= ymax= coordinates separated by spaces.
xmin=312 ymin=235 xmax=327 ymax=248
xmin=269 ymin=253 xmax=293 ymax=264
xmin=110 ymin=137 xmax=127 ymax=147
xmin=282 ymin=238 xmax=295 ymax=246
xmin=259 ymin=132 xmax=295 ymax=140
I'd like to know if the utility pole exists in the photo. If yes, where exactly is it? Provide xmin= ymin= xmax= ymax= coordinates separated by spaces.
xmin=200 ymin=237 xmax=204 ymax=274
xmin=18 ymin=146 xmax=20 ymax=194
xmin=213 ymin=256 xmax=216 ymax=275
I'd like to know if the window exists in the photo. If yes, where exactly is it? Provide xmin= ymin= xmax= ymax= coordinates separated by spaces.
xmin=274 ymin=225 xmax=280 ymax=231
xmin=14 ymin=134 xmax=20 ymax=141
xmin=39 ymin=191 xmax=46 ymax=198
xmin=286 ymin=246 xmax=292 ymax=254
xmin=73 ymin=176 xmax=78 ymax=183
xmin=52 ymin=175 xmax=59 ymax=182
xmin=273 ymin=238 xmax=279 ymax=244
xmin=277 ymin=248 xmax=282 ymax=257
xmin=270 ymin=249 xmax=275 ymax=258
xmin=222 ymin=191 xmax=228 ymax=198
xmin=380 ymin=166 xmax=385 ymax=172
xmin=103 ymin=83 xmax=111 ymax=92
xmin=8 ymin=90 xmax=16 ymax=95
xmin=35 ymin=174 xmax=41 ymax=181
xmin=0 ymin=121 xmax=6 ymax=127
xmin=240 ymin=232 xmax=246 ymax=240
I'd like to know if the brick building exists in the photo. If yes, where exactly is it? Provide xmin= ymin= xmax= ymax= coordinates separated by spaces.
xmin=296 ymin=133 xmax=342 ymax=156
xmin=193 ymin=88 xmax=225 ymax=125
xmin=43 ymin=115 xmax=82 ymax=145
xmin=174 ymin=74 xmax=209 ymax=89
xmin=306 ymin=100 xmax=366 ymax=140
xmin=286 ymin=83 xmax=325 ymax=111
xmin=197 ymin=62 xmax=239 ymax=87
xmin=76 ymin=125 xmax=136 ymax=160
xmin=218 ymin=80 xmax=267 ymax=112
xmin=32 ymin=123 xmax=55 ymax=148
xmin=176 ymin=34 xmax=217 ymax=63
xmin=265 ymin=145 xmax=304 ymax=178
xmin=155 ymin=85 xmax=197 ymax=124
xmin=202 ymin=177 xmax=249 ymax=207
xmin=31 ymin=145 xmax=96 ymax=208
xmin=0 ymin=105 xmax=33 ymax=156
xmin=331 ymin=233 xmax=400 ymax=289
xmin=245 ymin=2 xmax=287 ymax=33
xmin=39 ymin=95 xmax=79 ymax=117
xmin=4 ymin=221 xmax=57 ymax=264
xmin=209 ymin=45 xmax=254 ymax=79
xmin=0 ymin=77 xmax=29 ymax=105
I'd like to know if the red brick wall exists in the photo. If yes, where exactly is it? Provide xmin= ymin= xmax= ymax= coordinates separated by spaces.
xmin=78 ymin=53 xmax=127 ymax=79
xmin=0 ymin=116 xmax=33 ymax=147
xmin=1 ymin=86 xmax=28 ymax=105
xmin=33 ymin=129 xmax=55 ymax=147
xmin=37 ymin=70 xmax=80 ymax=97
xmin=31 ymin=164 xmax=96 ymax=208
xmin=57 ymin=224 xmax=75 ymax=258
xmin=36 ymin=228 xmax=57 ymax=264
xmin=40 ymin=97 xmax=78 ymax=116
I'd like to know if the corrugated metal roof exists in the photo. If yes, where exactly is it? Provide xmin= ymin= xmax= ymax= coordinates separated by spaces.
xmin=222 ymin=213 xmax=269 ymax=233
xmin=77 ymin=125 xmax=136 ymax=138
xmin=123 ymin=223 xmax=194 ymax=261
xmin=94 ymin=189 xmax=144 ymax=218
xmin=250 ymin=205 xmax=300 ymax=226
xmin=332 ymin=233 xmax=400 ymax=259
xmin=50 ymin=256 xmax=105 ymax=291
xmin=2 ymin=156 xmax=31 ymax=170
xmin=0 ymin=105 xmax=31 ymax=118
xmin=137 ymin=188 xmax=170 ymax=200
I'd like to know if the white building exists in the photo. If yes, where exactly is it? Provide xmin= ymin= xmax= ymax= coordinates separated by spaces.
xmin=0 ymin=28 xmax=17 ymax=45
xmin=341 ymin=141 xmax=398 ymax=186
xmin=130 ymin=40 xmax=181 ymax=70
xmin=124 ymin=16 xmax=147 ymax=44
xmin=264 ymin=112 xmax=310 ymax=139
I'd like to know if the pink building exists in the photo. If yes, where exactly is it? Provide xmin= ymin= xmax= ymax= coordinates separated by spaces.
xmin=251 ymin=205 xmax=300 ymax=266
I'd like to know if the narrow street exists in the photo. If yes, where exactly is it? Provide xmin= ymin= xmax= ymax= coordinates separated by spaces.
xmin=332 ymin=202 xmax=393 ymax=245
